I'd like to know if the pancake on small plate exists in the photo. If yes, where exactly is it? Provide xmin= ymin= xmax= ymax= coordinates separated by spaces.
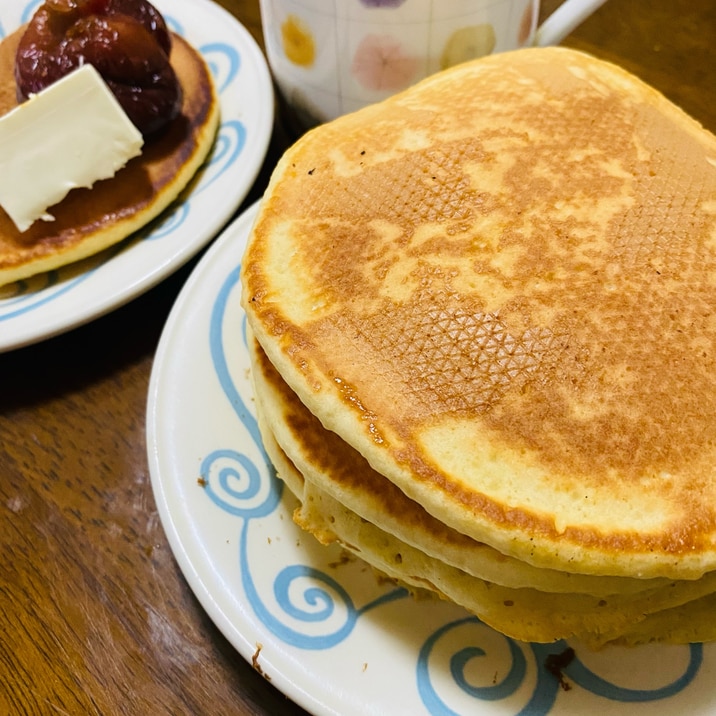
xmin=0 ymin=21 xmax=219 ymax=287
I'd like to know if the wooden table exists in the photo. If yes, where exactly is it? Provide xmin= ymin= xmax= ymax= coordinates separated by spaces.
xmin=1 ymin=1 xmax=713 ymax=713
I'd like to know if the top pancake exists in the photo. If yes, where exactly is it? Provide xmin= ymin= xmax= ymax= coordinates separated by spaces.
xmin=0 ymin=25 xmax=219 ymax=287
xmin=241 ymin=46 xmax=716 ymax=580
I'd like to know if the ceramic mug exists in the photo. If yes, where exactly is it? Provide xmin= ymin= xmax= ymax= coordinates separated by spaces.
xmin=259 ymin=0 xmax=607 ymax=133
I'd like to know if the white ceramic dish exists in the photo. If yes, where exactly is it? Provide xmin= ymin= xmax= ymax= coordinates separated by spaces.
xmin=0 ymin=0 xmax=273 ymax=353
xmin=147 ymin=203 xmax=716 ymax=716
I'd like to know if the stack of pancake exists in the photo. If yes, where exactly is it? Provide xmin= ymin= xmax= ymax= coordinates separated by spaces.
xmin=241 ymin=46 xmax=716 ymax=648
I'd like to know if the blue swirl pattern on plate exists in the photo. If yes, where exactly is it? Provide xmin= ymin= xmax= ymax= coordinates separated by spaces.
xmin=201 ymin=262 xmax=705 ymax=715
xmin=0 ymin=7 xmax=244 ymax=324
xmin=203 ymin=267 xmax=408 ymax=652
xmin=417 ymin=617 xmax=702 ymax=715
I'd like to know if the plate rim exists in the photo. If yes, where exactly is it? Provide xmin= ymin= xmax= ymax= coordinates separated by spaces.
xmin=146 ymin=202 xmax=338 ymax=716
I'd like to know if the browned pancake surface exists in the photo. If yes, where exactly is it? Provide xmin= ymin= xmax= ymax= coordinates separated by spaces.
xmin=250 ymin=345 xmax=716 ymax=646
xmin=242 ymin=47 xmax=716 ymax=579
xmin=0 ymin=26 xmax=218 ymax=284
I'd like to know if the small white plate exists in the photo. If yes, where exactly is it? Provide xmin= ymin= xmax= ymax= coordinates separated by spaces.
xmin=147 ymin=203 xmax=716 ymax=716
xmin=0 ymin=0 xmax=273 ymax=352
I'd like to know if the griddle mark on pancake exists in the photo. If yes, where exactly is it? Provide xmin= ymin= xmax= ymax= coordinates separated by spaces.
xmin=242 ymin=46 xmax=716 ymax=579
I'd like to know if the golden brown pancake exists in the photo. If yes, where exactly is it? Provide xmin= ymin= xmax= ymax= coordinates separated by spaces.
xmin=0 ymin=26 xmax=219 ymax=287
xmin=249 ymin=333 xmax=680 ymax=598
xmin=241 ymin=46 xmax=716 ymax=582
xmin=255 ymin=400 xmax=716 ymax=647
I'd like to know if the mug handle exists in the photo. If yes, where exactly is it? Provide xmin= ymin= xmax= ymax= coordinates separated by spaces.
xmin=533 ymin=0 xmax=608 ymax=47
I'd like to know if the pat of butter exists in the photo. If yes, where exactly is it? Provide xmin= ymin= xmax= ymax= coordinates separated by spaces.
xmin=0 ymin=64 xmax=144 ymax=232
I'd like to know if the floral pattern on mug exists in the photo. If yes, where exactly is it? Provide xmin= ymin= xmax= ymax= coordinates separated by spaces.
xmin=440 ymin=24 xmax=496 ymax=69
xmin=351 ymin=34 xmax=419 ymax=91
xmin=358 ymin=0 xmax=407 ymax=6
xmin=519 ymin=0 xmax=536 ymax=45
xmin=281 ymin=14 xmax=315 ymax=67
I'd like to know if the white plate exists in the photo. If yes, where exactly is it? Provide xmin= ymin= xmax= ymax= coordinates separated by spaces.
xmin=0 ymin=0 xmax=273 ymax=353
xmin=147 ymin=203 xmax=716 ymax=716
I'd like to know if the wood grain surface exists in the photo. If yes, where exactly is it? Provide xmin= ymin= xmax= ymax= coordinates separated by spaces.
xmin=1 ymin=1 xmax=714 ymax=714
